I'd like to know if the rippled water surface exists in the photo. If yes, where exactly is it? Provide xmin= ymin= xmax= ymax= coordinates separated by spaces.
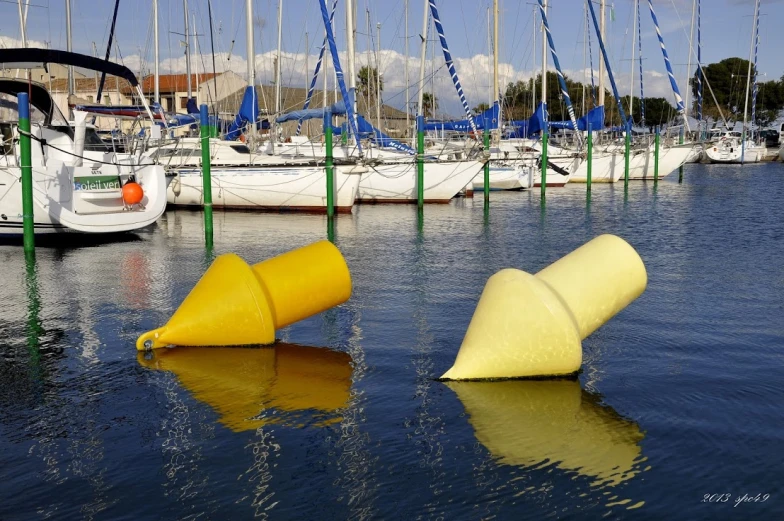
xmin=2 ymin=163 xmax=783 ymax=520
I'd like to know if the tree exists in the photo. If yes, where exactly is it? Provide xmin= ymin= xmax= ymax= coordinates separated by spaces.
xmin=422 ymin=92 xmax=438 ymax=118
xmin=621 ymin=95 xmax=677 ymax=127
xmin=358 ymin=66 xmax=383 ymax=99
xmin=503 ymin=73 xmax=612 ymax=124
xmin=691 ymin=57 xmax=759 ymax=122
xmin=473 ymin=102 xmax=490 ymax=114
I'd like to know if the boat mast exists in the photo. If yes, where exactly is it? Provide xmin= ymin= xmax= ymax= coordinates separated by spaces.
xmin=66 ymin=0 xmax=74 ymax=101
xmin=17 ymin=0 xmax=27 ymax=47
xmin=540 ymin=0 xmax=547 ymax=111
xmin=493 ymin=0 xmax=499 ymax=143
xmin=629 ymin=0 xmax=637 ymax=125
xmin=741 ymin=0 xmax=759 ymax=147
xmin=245 ymin=0 xmax=255 ymax=145
xmin=346 ymin=0 xmax=357 ymax=121
xmin=275 ymin=0 xmax=283 ymax=117
xmin=684 ymin=0 xmax=696 ymax=124
xmin=598 ymin=0 xmax=605 ymax=109
xmin=193 ymin=17 xmax=200 ymax=103
xmin=153 ymin=0 xmax=160 ymax=104
xmin=404 ymin=0 xmax=410 ymax=138
xmin=416 ymin=0 xmax=428 ymax=116
xmin=183 ymin=0 xmax=192 ymax=101
xmin=376 ymin=22 xmax=382 ymax=130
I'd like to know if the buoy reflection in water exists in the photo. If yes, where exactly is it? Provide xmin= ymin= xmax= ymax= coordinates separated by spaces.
xmin=446 ymin=379 xmax=646 ymax=487
xmin=138 ymin=344 xmax=353 ymax=431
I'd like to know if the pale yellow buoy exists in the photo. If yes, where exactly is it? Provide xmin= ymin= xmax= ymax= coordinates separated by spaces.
xmin=440 ymin=234 xmax=647 ymax=380
xmin=136 ymin=240 xmax=352 ymax=350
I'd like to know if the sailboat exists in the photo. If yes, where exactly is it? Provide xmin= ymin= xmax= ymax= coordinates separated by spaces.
xmin=0 ymin=49 xmax=167 ymax=236
xmin=570 ymin=0 xmax=696 ymax=182
xmin=161 ymin=0 xmax=362 ymax=212
xmin=274 ymin=0 xmax=485 ymax=203
xmin=704 ymin=0 xmax=763 ymax=164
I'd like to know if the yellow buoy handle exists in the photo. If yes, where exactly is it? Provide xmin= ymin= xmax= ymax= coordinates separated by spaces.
xmin=136 ymin=327 xmax=169 ymax=351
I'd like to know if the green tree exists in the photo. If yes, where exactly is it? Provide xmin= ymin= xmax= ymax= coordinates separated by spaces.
xmin=503 ymin=73 xmax=613 ymax=124
xmin=473 ymin=102 xmax=490 ymax=113
xmin=422 ymin=92 xmax=438 ymax=118
xmin=691 ymin=57 xmax=760 ymax=122
xmin=358 ymin=66 xmax=383 ymax=100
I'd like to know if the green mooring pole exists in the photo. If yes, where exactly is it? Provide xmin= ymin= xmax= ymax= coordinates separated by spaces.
xmin=678 ymin=126 xmax=685 ymax=183
xmin=199 ymin=105 xmax=213 ymax=246
xmin=483 ymin=127 xmax=490 ymax=205
xmin=624 ymin=121 xmax=630 ymax=189
xmin=324 ymin=109 xmax=335 ymax=218
xmin=18 ymin=92 xmax=34 ymax=252
xmin=541 ymin=129 xmax=548 ymax=199
xmin=654 ymin=125 xmax=660 ymax=184
xmin=587 ymin=122 xmax=593 ymax=191
xmin=416 ymin=115 xmax=425 ymax=208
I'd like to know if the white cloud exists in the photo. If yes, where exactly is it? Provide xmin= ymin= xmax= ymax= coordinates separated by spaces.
xmin=120 ymin=46 xmax=684 ymax=117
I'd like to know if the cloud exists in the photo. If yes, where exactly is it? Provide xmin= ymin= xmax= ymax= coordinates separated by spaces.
xmin=120 ymin=47 xmax=684 ymax=117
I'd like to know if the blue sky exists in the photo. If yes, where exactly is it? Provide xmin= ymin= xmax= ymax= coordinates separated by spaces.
xmin=3 ymin=0 xmax=780 ymax=116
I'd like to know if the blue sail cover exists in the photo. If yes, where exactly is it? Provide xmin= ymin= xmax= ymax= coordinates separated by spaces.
xmin=225 ymin=86 xmax=259 ymax=140
xmin=505 ymin=102 xmax=547 ymax=138
xmin=276 ymin=101 xmax=347 ymax=123
xmin=550 ymin=105 xmax=605 ymax=131
xmin=423 ymin=104 xmax=499 ymax=132
xmin=185 ymin=97 xmax=199 ymax=114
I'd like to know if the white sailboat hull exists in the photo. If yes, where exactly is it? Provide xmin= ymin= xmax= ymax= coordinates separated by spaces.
xmin=167 ymin=165 xmax=362 ymax=212
xmin=472 ymin=165 xmax=530 ymax=190
xmin=704 ymin=142 xmax=762 ymax=163
xmin=357 ymin=160 xmax=484 ymax=203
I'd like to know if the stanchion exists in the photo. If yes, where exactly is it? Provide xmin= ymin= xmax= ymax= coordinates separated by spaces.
xmin=18 ymin=92 xmax=34 ymax=252
xmin=199 ymin=105 xmax=214 ymax=247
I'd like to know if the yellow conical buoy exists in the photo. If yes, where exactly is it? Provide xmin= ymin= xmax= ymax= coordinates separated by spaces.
xmin=136 ymin=240 xmax=352 ymax=350
xmin=440 ymin=234 xmax=647 ymax=380
xmin=138 ymin=343 xmax=353 ymax=430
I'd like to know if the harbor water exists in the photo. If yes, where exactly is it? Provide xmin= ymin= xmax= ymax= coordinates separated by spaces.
xmin=1 ymin=163 xmax=783 ymax=520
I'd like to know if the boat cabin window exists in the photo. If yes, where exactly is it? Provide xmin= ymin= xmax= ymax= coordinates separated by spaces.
xmin=0 ymin=92 xmax=48 ymax=124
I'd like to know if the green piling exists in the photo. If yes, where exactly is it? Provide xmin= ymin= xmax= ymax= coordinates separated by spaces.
xmin=678 ymin=126 xmax=684 ymax=183
xmin=324 ymin=110 xmax=335 ymax=218
xmin=624 ymin=120 xmax=630 ymax=189
xmin=541 ymin=129 xmax=548 ymax=199
xmin=18 ymin=92 xmax=34 ymax=252
xmin=654 ymin=125 xmax=660 ymax=184
xmin=417 ymin=115 xmax=425 ymax=208
xmin=199 ymin=105 xmax=213 ymax=247
xmin=483 ymin=127 xmax=490 ymax=206
xmin=587 ymin=122 xmax=593 ymax=191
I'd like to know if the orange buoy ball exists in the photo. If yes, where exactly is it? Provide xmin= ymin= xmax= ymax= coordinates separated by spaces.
xmin=122 ymin=182 xmax=144 ymax=205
